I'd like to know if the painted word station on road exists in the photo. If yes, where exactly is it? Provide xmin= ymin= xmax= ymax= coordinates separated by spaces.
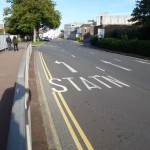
xmin=49 ymin=75 xmax=130 ymax=92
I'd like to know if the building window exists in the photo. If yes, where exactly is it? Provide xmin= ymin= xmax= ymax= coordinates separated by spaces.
xmin=85 ymin=29 xmax=87 ymax=33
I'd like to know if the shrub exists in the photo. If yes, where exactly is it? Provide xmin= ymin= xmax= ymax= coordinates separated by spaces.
xmin=90 ymin=35 xmax=98 ymax=46
xmin=75 ymin=36 xmax=82 ymax=41
xmin=97 ymin=38 xmax=150 ymax=57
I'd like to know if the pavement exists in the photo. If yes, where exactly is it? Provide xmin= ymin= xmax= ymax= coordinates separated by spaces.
xmin=0 ymin=43 xmax=48 ymax=150
xmin=0 ymin=45 xmax=24 ymax=150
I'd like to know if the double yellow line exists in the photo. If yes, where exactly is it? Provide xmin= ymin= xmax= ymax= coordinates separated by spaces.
xmin=39 ymin=52 xmax=94 ymax=150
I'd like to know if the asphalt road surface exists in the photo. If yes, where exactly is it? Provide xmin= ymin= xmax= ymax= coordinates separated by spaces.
xmin=33 ymin=39 xmax=150 ymax=150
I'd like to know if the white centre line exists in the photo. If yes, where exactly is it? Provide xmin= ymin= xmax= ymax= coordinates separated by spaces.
xmin=96 ymin=67 xmax=105 ymax=72
xmin=135 ymin=60 xmax=150 ymax=65
xmin=50 ymin=49 xmax=64 ymax=52
xmin=90 ymin=52 xmax=95 ymax=55
xmin=101 ymin=60 xmax=132 ymax=71
xmin=114 ymin=59 xmax=121 ymax=61
xmin=71 ymin=55 xmax=76 ymax=58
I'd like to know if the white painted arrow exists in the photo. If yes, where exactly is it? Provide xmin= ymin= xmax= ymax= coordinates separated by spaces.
xmin=55 ymin=61 xmax=78 ymax=73
xmin=101 ymin=60 xmax=132 ymax=71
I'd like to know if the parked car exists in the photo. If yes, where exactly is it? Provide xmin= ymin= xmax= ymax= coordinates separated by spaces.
xmin=40 ymin=36 xmax=49 ymax=41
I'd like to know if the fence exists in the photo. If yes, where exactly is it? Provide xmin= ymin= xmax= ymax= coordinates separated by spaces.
xmin=7 ymin=43 xmax=32 ymax=150
xmin=0 ymin=34 xmax=8 ymax=51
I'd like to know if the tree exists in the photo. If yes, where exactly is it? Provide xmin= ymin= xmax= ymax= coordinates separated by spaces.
xmin=3 ymin=0 xmax=61 ymax=42
xmin=129 ymin=0 xmax=150 ymax=39
xmin=129 ymin=0 xmax=150 ymax=27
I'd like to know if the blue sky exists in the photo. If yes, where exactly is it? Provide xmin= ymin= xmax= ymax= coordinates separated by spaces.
xmin=0 ymin=0 xmax=136 ymax=30
xmin=54 ymin=0 xmax=136 ymax=30
xmin=0 ymin=0 xmax=10 ymax=23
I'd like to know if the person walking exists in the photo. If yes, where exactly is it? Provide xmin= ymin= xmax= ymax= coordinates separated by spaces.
xmin=6 ymin=35 xmax=12 ymax=50
xmin=12 ymin=36 xmax=19 ymax=51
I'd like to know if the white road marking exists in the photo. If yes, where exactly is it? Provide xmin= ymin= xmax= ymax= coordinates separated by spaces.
xmin=49 ymin=49 xmax=64 ymax=52
xmin=55 ymin=61 xmax=78 ymax=73
xmin=101 ymin=60 xmax=132 ymax=71
xmin=114 ymin=59 xmax=121 ymax=61
xmin=89 ymin=75 xmax=112 ymax=88
xmin=90 ymin=52 xmax=95 ymax=55
xmin=134 ymin=60 xmax=150 ymax=65
xmin=48 ymin=75 xmax=130 ymax=92
xmin=63 ymin=77 xmax=82 ymax=91
xmin=96 ymin=67 xmax=105 ymax=72
xmin=101 ymin=76 xmax=130 ymax=87
xmin=49 ymin=78 xmax=68 ymax=92
xmin=79 ymin=77 xmax=102 ymax=90
xmin=71 ymin=55 xmax=76 ymax=58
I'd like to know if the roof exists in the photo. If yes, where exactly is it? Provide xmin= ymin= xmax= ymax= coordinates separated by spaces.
xmin=81 ymin=24 xmax=92 ymax=27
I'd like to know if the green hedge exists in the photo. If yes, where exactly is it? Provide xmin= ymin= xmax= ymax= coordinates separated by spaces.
xmin=90 ymin=36 xmax=98 ymax=46
xmin=90 ymin=37 xmax=150 ymax=57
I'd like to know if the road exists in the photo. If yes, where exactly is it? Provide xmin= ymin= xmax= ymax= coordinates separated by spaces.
xmin=33 ymin=39 xmax=150 ymax=150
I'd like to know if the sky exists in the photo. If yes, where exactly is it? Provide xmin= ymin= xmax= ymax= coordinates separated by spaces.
xmin=0 ymin=0 xmax=10 ymax=23
xmin=0 ymin=0 xmax=136 ymax=31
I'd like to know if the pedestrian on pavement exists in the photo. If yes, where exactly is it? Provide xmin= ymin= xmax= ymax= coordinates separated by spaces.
xmin=6 ymin=35 xmax=12 ymax=50
xmin=12 ymin=36 xmax=19 ymax=51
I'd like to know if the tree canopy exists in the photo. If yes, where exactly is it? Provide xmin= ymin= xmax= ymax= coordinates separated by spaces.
xmin=3 ymin=0 xmax=61 ymax=41
xmin=129 ymin=0 xmax=150 ymax=27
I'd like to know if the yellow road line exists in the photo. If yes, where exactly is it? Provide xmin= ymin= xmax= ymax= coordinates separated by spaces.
xmin=53 ymin=92 xmax=83 ymax=150
xmin=39 ymin=53 xmax=49 ymax=80
xmin=40 ymin=52 xmax=52 ymax=79
xmin=58 ymin=92 xmax=94 ymax=150
xmin=39 ymin=52 xmax=94 ymax=150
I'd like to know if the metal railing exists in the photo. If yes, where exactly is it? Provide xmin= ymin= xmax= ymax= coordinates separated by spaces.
xmin=7 ymin=43 xmax=32 ymax=150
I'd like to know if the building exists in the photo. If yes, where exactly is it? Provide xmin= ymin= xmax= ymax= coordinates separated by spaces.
xmin=0 ymin=24 xmax=4 ymax=34
xmin=64 ymin=20 xmax=95 ymax=40
xmin=0 ymin=24 xmax=3 ymax=30
xmin=64 ymin=23 xmax=83 ymax=39
xmin=96 ymin=12 xmax=132 ymax=26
